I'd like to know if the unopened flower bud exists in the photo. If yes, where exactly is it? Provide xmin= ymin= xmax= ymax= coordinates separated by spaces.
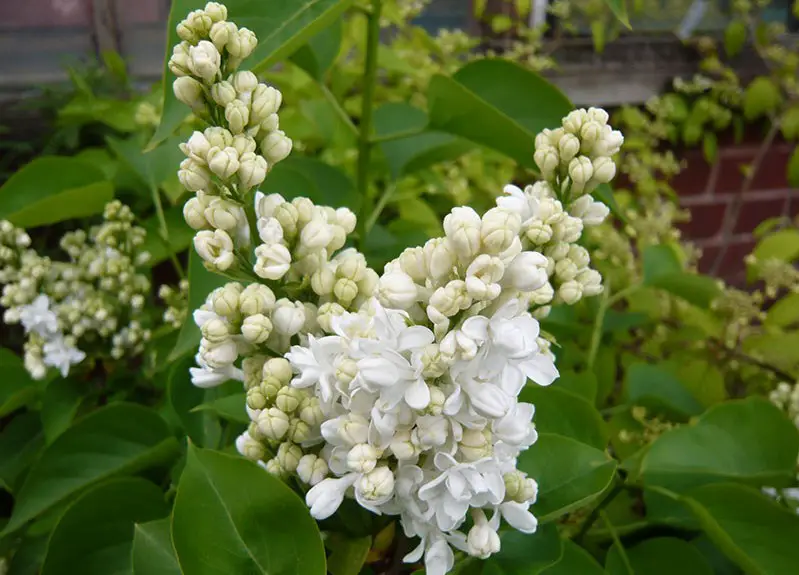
xmin=239 ymin=284 xmax=276 ymax=316
xmin=444 ymin=207 xmax=481 ymax=258
xmin=211 ymin=80 xmax=237 ymax=106
xmin=188 ymin=41 xmax=221 ymax=81
xmin=204 ymin=2 xmax=227 ymax=22
xmin=577 ymin=269 xmax=603 ymax=296
xmin=236 ymin=432 xmax=264 ymax=461
xmin=261 ymin=130 xmax=292 ymax=164
xmin=459 ymin=428 xmax=492 ymax=461
xmin=212 ymin=282 xmax=242 ymax=317
xmin=333 ymin=278 xmax=358 ymax=306
xmin=287 ymin=418 xmax=311 ymax=443
xmin=558 ymin=280 xmax=584 ymax=305
xmin=272 ymin=299 xmax=306 ymax=336
xmin=209 ymin=20 xmax=235 ymax=51
xmin=298 ymin=396 xmax=325 ymax=426
xmin=276 ymin=386 xmax=304 ymax=414
xmin=505 ymin=251 xmax=548 ymax=291
xmin=300 ymin=218 xmax=332 ymax=250
xmin=254 ymin=243 xmax=291 ymax=280
xmin=276 ymin=442 xmax=303 ymax=473
xmin=201 ymin=317 xmax=229 ymax=343
xmin=558 ymin=133 xmax=580 ymax=162
xmin=562 ymin=109 xmax=588 ymax=134
xmin=377 ymin=271 xmax=417 ymax=309
xmin=591 ymin=156 xmax=617 ymax=183
xmin=207 ymin=146 xmax=240 ymax=179
xmin=231 ymin=71 xmax=258 ymax=94
xmin=246 ymin=386 xmax=267 ymax=410
xmin=311 ymin=267 xmax=335 ymax=296
xmin=257 ymin=407 xmax=290 ymax=441
xmin=204 ymin=198 xmax=244 ymax=231
xmin=237 ymin=152 xmax=268 ymax=189
xmin=297 ymin=454 xmax=328 ymax=486
xmin=183 ymin=197 xmax=209 ymax=229
xmin=178 ymin=159 xmax=211 ymax=192
xmin=241 ymin=313 xmax=273 ymax=344
xmin=225 ymin=100 xmax=250 ymax=134
xmin=467 ymin=520 xmax=501 ymax=559
xmin=227 ymin=27 xmax=258 ymax=59
xmin=251 ymin=85 xmax=282 ymax=122
xmin=264 ymin=458 xmax=286 ymax=478
xmin=317 ymin=302 xmax=346 ymax=332
xmin=568 ymin=156 xmax=593 ymax=185
xmin=335 ymin=208 xmax=356 ymax=234
xmin=357 ymin=466 xmax=394 ymax=502
xmin=173 ymin=77 xmax=205 ymax=110
xmin=347 ymin=443 xmax=378 ymax=474
xmin=264 ymin=357 xmax=293 ymax=383
xmin=534 ymin=146 xmax=559 ymax=177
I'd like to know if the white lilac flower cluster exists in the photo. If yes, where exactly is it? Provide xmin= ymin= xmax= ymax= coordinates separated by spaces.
xmin=0 ymin=202 xmax=152 ymax=378
xmin=171 ymin=6 xmax=622 ymax=574
xmin=158 ymin=279 xmax=190 ymax=330
xmin=171 ymin=1 xmax=293 ymax=275
xmin=766 ymin=381 xmax=799 ymax=509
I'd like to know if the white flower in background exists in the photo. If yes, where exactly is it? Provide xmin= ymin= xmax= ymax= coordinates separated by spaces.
xmin=42 ymin=335 xmax=86 ymax=378
xmin=18 ymin=295 xmax=58 ymax=336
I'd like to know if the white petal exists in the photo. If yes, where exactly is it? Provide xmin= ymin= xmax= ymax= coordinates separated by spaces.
xmin=397 ymin=325 xmax=435 ymax=352
xmin=501 ymin=501 xmax=538 ymax=533
xmin=306 ymin=475 xmax=356 ymax=520
xmin=404 ymin=378 xmax=431 ymax=410
xmin=520 ymin=355 xmax=559 ymax=386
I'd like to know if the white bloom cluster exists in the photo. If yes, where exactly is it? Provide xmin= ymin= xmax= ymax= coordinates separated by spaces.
xmin=158 ymin=279 xmax=190 ymax=330
xmin=0 ymin=202 xmax=152 ymax=379
xmin=170 ymin=2 xmax=293 ymax=276
xmin=771 ymin=381 xmax=799 ymax=430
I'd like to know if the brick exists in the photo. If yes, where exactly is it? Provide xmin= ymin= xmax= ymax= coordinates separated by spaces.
xmin=671 ymin=149 xmax=713 ymax=197
xmin=698 ymin=239 xmax=755 ymax=285
xmin=678 ymin=200 xmax=728 ymax=240
xmin=733 ymin=197 xmax=786 ymax=234
xmin=713 ymin=144 xmax=792 ymax=195
xmin=0 ymin=0 xmax=91 ymax=27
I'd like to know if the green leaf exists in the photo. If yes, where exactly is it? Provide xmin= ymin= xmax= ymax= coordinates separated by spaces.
xmin=481 ymin=523 xmax=563 ymax=574
xmin=624 ymin=362 xmax=704 ymax=419
xmin=133 ymin=519 xmax=182 ymax=575
xmin=766 ymin=292 xmax=799 ymax=327
xmin=326 ymin=534 xmax=371 ymax=575
xmin=540 ymin=540 xmax=604 ymax=574
xmin=169 ymin=355 xmax=223 ymax=447
xmin=428 ymin=59 xmax=572 ymax=169
xmin=752 ymin=228 xmax=799 ymax=263
xmin=642 ymin=246 xmax=721 ymax=307
xmin=593 ymin=183 xmax=626 ymax=223
xmin=682 ymin=483 xmax=799 ymax=574
xmin=0 ymin=412 xmax=44 ymax=493
xmin=787 ymin=146 xmax=799 ymax=187
xmin=169 ymin=251 xmax=228 ymax=361
xmin=603 ymin=0 xmax=631 ymax=28
xmin=4 ymin=403 xmax=179 ymax=534
xmin=780 ymin=107 xmax=799 ymax=140
xmin=40 ymin=378 xmax=83 ymax=444
xmin=41 ymin=478 xmax=168 ymax=575
xmin=289 ymin=20 xmax=342 ymax=80
xmin=0 ymin=157 xmax=113 ymax=228
xmin=606 ymin=537 xmax=713 ymax=575
xmin=191 ymin=392 xmax=249 ymax=425
xmin=7 ymin=535 xmax=48 ymax=575
xmin=373 ymin=102 xmax=473 ymax=179
xmin=743 ymin=77 xmax=781 ymax=121
xmin=520 ymin=386 xmax=608 ymax=449
xmin=724 ymin=21 xmax=747 ymax=57
xmin=0 ymin=348 xmax=40 ymax=417
xmin=667 ymin=359 xmax=727 ymax=408
xmin=141 ymin=205 xmax=195 ymax=267
xmin=518 ymin=433 xmax=617 ymax=521
xmin=172 ymin=445 xmax=326 ymax=575
xmin=640 ymin=398 xmax=799 ymax=490
xmin=550 ymin=370 xmax=598 ymax=404
xmin=260 ymin=156 xmax=360 ymax=210
xmin=107 ymin=135 xmax=185 ymax=193
xmin=150 ymin=0 xmax=353 ymax=148
xmin=642 ymin=244 xmax=682 ymax=283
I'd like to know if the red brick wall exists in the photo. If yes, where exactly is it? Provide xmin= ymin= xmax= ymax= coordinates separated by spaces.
xmin=673 ymin=136 xmax=798 ymax=285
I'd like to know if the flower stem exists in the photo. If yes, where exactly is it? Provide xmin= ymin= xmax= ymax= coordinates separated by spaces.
xmin=601 ymin=510 xmax=633 ymax=575
xmin=355 ymin=0 xmax=382 ymax=248
xmin=150 ymin=185 xmax=186 ymax=280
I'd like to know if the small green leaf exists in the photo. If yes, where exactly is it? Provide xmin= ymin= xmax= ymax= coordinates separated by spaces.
xmin=780 ymin=107 xmax=799 ymax=140
xmin=625 ymin=362 xmax=704 ymax=419
xmin=191 ymin=392 xmax=249 ymax=425
xmin=428 ymin=59 xmax=572 ymax=170
xmin=724 ymin=21 xmax=747 ymax=57
xmin=40 ymin=378 xmax=83 ymax=444
xmin=289 ymin=21 xmax=342 ymax=80
xmin=642 ymin=244 xmax=682 ymax=283
xmin=520 ymin=386 xmax=608 ymax=449
xmin=133 ymin=518 xmax=182 ymax=575
xmin=682 ymin=483 xmax=799 ymax=574
xmin=260 ymin=156 xmax=360 ymax=210
xmin=604 ymin=0 xmax=631 ymax=28
xmin=752 ymin=228 xmax=799 ymax=263
xmin=540 ymin=540 xmax=604 ymax=574
xmin=169 ymin=251 xmax=228 ymax=361
xmin=4 ymin=404 xmax=179 ymax=534
xmin=648 ymin=273 xmax=722 ymax=308
xmin=605 ymin=537 xmax=713 ymax=575
xmin=743 ymin=77 xmax=781 ymax=121
xmin=702 ymin=132 xmax=718 ymax=163
xmin=641 ymin=398 xmax=799 ymax=490
xmin=518 ymin=433 xmax=617 ymax=521
xmin=481 ymin=523 xmax=563 ymax=574
xmin=373 ymin=102 xmax=473 ymax=179
xmin=107 ymin=135 xmax=185 ymax=193
xmin=0 ymin=348 xmax=41 ymax=417
xmin=765 ymin=292 xmax=799 ymax=328
xmin=41 ymin=478 xmax=168 ymax=575
xmin=326 ymin=534 xmax=371 ymax=575
xmin=0 ymin=157 xmax=113 ymax=227
xmin=172 ymin=445 xmax=326 ymax=575
xmin=0 ymin=412 xmax=44 ymax=493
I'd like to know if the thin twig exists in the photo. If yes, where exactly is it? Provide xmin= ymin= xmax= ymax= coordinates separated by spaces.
xmin=369 ymin=125 xmax=426 ymax=144
xmin=365 ymin=183 xmax=395 ymax=234
xmin=601 ymin=511 xmax=634 ymax=575
xmin=320 ymin=84 xmax=358 ymax=138
xmin=710 ymin=118 xmax=781 ymax=276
